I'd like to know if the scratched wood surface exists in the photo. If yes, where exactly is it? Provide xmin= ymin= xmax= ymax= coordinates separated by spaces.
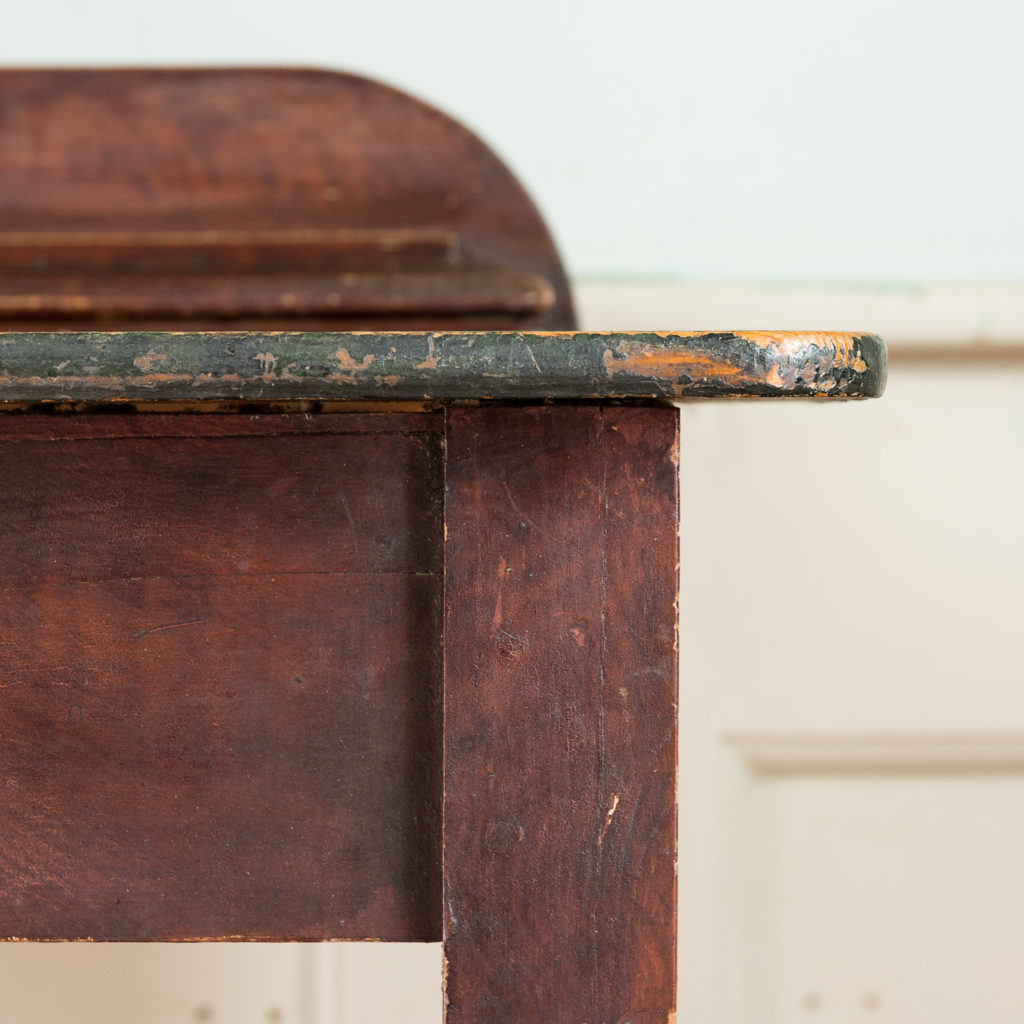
xmin=0 ymin=329 xmax=887 ymax=405
xmin=0 ymin=412 xmax=443 ymax=940
xmin=442 ymin=405 xmax=678 ymax=1024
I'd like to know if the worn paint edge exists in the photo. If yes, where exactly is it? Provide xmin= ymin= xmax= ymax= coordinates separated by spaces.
xmin=0 ymin=331 xmax=887 ymax=406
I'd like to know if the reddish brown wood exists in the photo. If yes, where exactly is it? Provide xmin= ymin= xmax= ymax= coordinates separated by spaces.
xmin=0 ymin=412 xmax=443 ymax=941
xmin=598 ymin=406 xmax=680 ymax=1016
xmin=0 ymin=412 xmax=438 ymax=442
xmin=0 ymin=69 xmax=574 ymax=331
xmin=442 ymin=405 xmax=678 ymax=1024
xmin=0 ymin=421 xmax=442 ymax=583
xmin=0 ymin=397 xmax=682 ymax=1022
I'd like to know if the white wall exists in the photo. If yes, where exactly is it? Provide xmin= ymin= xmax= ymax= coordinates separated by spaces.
xmin=4 ymin=0 xmax=1023 ymax=285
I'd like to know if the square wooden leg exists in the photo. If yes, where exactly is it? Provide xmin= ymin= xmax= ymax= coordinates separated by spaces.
xmin=443 ymin=405 xmax=678 ymax=1024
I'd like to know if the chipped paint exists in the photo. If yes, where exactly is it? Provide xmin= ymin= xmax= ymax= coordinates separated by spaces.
xmin=334 ymin=346 xmax=375 ymax=371
xmin=415 ymin=336 xmax=441 ymax=370
xmin=604 ymin=342 xmax=745 ymax=382
xmin=0 ymin=330 xmax=886 ymax=406
xmin=254 ymin=351 xmax=278 ymax=375
xmin=133 ymin=349 xmax=169 ymax=372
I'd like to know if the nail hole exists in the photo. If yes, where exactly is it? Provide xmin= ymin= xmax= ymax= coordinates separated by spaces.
xmin=194 ymin=1006 xmax=214 ymax=1022
xmin=802 ymin=993 xmax=821 ymax=1012
xmin=266 ymin=1008 xmax=285 ymax=1023
xmin=863 ymin=991 xmax=881 ymax=1011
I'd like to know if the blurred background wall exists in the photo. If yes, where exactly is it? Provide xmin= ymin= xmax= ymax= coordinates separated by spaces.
xmin=5 ymin=0 xmax=1024 ymax=286
xmin=2 ymin=1 xmax=1023 ymax=1021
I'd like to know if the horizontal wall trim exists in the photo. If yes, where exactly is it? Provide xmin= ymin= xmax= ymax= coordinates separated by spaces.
xmin=723 ymin=733 xmax=1024 ymax=776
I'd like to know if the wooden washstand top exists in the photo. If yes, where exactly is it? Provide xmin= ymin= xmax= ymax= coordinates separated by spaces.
xmin=0 ymin=330 xmax=886 ymax=406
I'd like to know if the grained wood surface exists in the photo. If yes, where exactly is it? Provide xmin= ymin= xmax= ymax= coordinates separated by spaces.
xmin=0 ymin=329 xmax=887 ymax=404
xmin=0 ymin=413 xmax=443 ymax=940
xmin=442 ymin=405 xmax=678 ymax=1024
xmin=0 ymin=430 xmax=441 ymax=582
xmin=0 ymin=69 xmax=574 ymax=331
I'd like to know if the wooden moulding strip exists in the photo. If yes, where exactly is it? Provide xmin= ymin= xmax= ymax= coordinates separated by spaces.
xmin=0 ymin=330 xmax=887 ymax=405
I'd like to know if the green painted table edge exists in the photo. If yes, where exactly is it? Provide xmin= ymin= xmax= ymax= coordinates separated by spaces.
xmin=0 ymin=330 xmax=886 ymax=404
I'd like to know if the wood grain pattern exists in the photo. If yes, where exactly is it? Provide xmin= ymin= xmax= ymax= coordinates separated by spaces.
xmin=598 ymin=406 xmax=680 ymax=1017
xmin=442 ymin=405 xmax=678 ymax=1024
xmin=0 ymin=427 xmax=442 ymax=583
xmin=0 ymin=413 xmax=443 ymax=941
xmin=0 ymin=411 xmax=439 ymax=442
xmin=0 ymin=329 xmax=887 ymax=405
xmin=0 ymin=69 xmax=574 ymax=331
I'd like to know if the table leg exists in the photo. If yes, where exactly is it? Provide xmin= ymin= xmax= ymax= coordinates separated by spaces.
xmin=443 ymin=405 xmax=678 ymax=1024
